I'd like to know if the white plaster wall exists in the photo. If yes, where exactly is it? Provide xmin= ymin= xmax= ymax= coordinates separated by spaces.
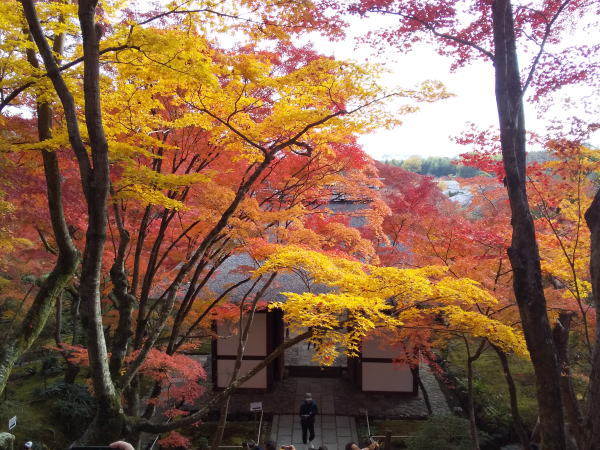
xmin=361 ymin=362 xmax=414 ymax=392
xmin=216 ymin=359 xmax=267 ymax=389
xmin=216 ymin=314 xmax=267 ymax=356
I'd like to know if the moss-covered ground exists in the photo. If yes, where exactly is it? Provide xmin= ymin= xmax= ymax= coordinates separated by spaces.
xmin=0 ymin=363 xmax=69 ymax=449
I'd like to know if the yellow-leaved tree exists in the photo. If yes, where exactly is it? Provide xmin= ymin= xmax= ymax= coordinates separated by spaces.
xmin=0 ymin=0 xmax=457 ymax=445
xmin=253 ymin=245 xmax=529 ymax=449
xmin=255 ymin=245 xmax=529 ymax=362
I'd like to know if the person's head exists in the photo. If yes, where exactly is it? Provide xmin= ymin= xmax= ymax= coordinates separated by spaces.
xmin=265 ymin=440 xmax=277 ymax=450
xmin=109 ymin=442 xmax=135 ymax=450
xmin=24 ymin=442 xmax=33 ymax=450
xmin=318 ymin=446 xmax=328 ymax=450
xmin=345 ymin=443 xmax=359 ymax=450
xmin=304 ymin=392 xmax=312 ymax=403
xmin=243 ymin=441 xmax=257 ymax=449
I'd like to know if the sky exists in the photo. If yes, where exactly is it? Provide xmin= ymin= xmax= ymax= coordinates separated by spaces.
xmin=303 ymin=15 xmax=599 ymax=162
xmin=9 ymin=2 xmax=597 ymax=163
xmin=317 ymin=41 xmax=499 ymax=161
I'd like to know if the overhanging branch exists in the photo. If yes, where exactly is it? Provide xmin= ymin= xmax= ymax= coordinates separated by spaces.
xmin=133 ymin=329 xmax=312 ymax=433
xmin=0 ymin=44 xmax=137 ymax=113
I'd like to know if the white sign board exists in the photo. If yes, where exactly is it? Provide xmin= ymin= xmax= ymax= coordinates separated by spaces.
xmin=8 ymin=416 xmax=16 ymax=430
xmin=250 ymin=402 xmax=262 ymax=412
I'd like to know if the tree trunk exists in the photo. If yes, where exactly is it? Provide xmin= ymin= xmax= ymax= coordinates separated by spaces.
xmin=75 ymin=0 xmax=124 ymax=441
xmin=583 ymin=190 xmax=600 ymax=450
xmin=491 ymin=1 xmax=565 ymax=448
xmin=0 ymin=28 xmax=79 ymax=396
xmin=0 ymin=249 xmax=78 ymax=395
xmin=211 ymin=275 xmax=276 ymax=449
xmin=466 ymin=355 xmax=480 ymax=450
xmin=64 ymin=288 xmax=82 ymax=384
xmin=492 ymin=345 xmax=531 ymax=450
xmin=22 ymin=0 xmax=125 ymax=441
xmin=213 ymin=397 xmax=231 ymax=449
xmin=64 ymin=357 xmax=80 ymax=385
xmin=464 ymin=339 xmax=485 ymax=450
xmin=551 ymin=313 xmax=585 ymax=449
xmin=55 ymin=292 xmax=81 ymax=384
xmin=108 ymin=199 xmax=135 ymax=379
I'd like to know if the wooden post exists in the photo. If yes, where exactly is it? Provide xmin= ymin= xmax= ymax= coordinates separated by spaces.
xmin=384 ymin=430 xmax=392 ymax=450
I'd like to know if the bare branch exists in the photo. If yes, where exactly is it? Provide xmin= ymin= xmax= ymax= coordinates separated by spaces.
xmin=0 ymin=44 xmax=136 ymax=113
xmin=522 ymin=0 xmax=574 ymax=94
xmin=367 ymin=8 xmax=495 ymax=61
xmin=133 ymin=330 xmax=312 ymax=433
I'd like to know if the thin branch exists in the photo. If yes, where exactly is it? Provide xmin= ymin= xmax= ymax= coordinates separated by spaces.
xmin=36 ymin=227 xmax=58 ymax=255
xmin=174 ymin=277 xmax=252 ymax=351
xmin=521 ymin=0 xmax=574 ymax=94
xmin=367 ymin=8 xmax=495 ymax=61
xmin=133 ymin=330 xmax=312 ymax=433
xmin=0 ymin=44 xmax=136 ymax=113
xmin=20 ymin=0 xmax=91 ymax=183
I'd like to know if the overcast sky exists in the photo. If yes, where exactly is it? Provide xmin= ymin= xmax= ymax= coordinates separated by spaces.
xmin=303 ymin=15 xmax=599 ymax=162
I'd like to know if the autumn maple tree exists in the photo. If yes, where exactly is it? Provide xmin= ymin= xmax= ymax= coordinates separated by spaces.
xmin=340 ymin=0 xmax=600 ymax=447
xmin=525 ymin=140 xmax=598 ymax=450
xmin=1 ymin=0 xmax=598 ymax=448
xmin=0 ymin=0 xmax=455 ymax=444
xmin=456 ymin=131 xmax=600 ymax=449
xmin=0 ymin=0 xmax=81 ymax=397
xmin=257 ymin=240 xmax=530 ymax=448
xmin=374 ymin=162 xmax=533 ymax=448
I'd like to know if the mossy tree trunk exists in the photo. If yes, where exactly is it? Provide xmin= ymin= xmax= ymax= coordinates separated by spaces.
xmin=0 ymin=24 xmax=79 ymax=397
xmin=21 ymin=0 xmax=125 ymax=442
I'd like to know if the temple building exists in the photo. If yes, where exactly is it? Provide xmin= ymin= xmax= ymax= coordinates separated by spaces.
xmin=210 ymin=193 xmax=418 ymax=395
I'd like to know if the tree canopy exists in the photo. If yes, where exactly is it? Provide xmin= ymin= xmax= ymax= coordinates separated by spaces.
xmin=0 ymin=0 xmax=598 ymax=448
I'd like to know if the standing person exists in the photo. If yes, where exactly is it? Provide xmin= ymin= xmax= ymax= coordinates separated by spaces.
xmin=299 ymin=392 xmax=318 ymax=448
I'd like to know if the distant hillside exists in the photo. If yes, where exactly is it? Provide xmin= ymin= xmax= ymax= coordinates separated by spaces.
xmin=382 ymin=151 xmax=551 ymax=178
xmin=382 ymin=156 xmax=484 ymax=178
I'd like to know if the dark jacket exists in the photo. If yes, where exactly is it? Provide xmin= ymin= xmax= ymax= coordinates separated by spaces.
xmin=299 ymin=400 xmax=318 ymax=423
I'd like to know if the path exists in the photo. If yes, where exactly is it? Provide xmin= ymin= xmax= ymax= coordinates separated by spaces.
xmin=192 ymin=338 xmax=450 ymax=446
xmin=270 ymin=414 xmax=359 ymax=450
xmin=268 ymin=375 xmax=359 ymax=448
xmin=418 ymin=365 xmax=451 ymax=416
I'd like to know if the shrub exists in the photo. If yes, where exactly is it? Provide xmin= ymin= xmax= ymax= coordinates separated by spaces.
xmin=407 ymin=415 xmax=472 ymax=450
xmin=35 ymin=382 xmax=96 ymax=438
xmin=41 ymin=356 xmax=62 ymax=377
xmin=193 ymin=436 xmax=209 ymax=450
